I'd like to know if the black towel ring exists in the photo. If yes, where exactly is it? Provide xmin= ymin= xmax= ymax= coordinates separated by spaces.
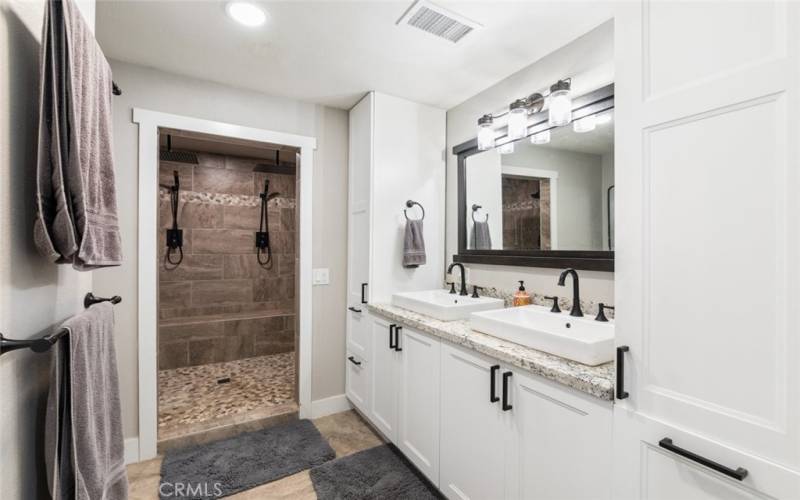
xmin=404 ymin=200 xmax=425 ymax=221
xmin=472 ymin=204 xmax=489 ymax=223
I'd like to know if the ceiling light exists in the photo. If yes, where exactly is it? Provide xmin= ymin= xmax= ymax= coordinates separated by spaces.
xmin=477 ymin=114 xmax=495 ymax=151
xmin=226 ymin=2 xmax=267 ymax=27
xmin=498 ymin=142 xmax=515 ymax=155
xmin=573 ymin=114 xmax=596 ymax=133
xmin=548 ymin=79 xmax=572 ymax=126
xmin=530 ymin=130 xmax=551 ymax=145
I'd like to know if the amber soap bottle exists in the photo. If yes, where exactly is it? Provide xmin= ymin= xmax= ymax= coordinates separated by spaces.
xmin=513 ymin=280 xmax=532 ymax=307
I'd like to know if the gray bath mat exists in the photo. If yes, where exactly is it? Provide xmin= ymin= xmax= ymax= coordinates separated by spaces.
xmin=160 ymin=419 xmax=335 ymax=499
xmin=310 ymin=444 xmax=443 ymax=500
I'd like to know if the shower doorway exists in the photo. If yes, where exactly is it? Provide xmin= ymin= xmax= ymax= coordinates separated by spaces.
xmin=134 ymin=109 xmax=315 ymax=460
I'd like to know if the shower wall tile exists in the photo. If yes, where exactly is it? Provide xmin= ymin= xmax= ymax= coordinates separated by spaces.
xmin=194 ymin=166 xmax=254 ymax=196
xmin=159 ymin=341 xmax=189 ymax=370
xmin=192 ymin=229 xmax=255 ymax=254
xmin=279 ymin=254 xmax=296 ymax=276
xmin=159 ymin=162 xmax=194 ymax=191
xmin=160 ymin=321 xmax=224 ymax=341
xmin=191 ymin=279 xmax=253 ymax=306
xmin=188 ymin=337 xmax=224 ymax=365
xmin=280 ymin=208 xmax=294 ymax=231
xmin=222 ymin=205 xmax=260 ymax=230
xmin=196 ymin=153 xmax=225 ymax=169
xmin=177 ymin=202 xmax=224 ymax=229
xmin=159 ymin=255 xmax=224 ymax=282
xmin=160 ymin=282 xmax=192 ymax=309
xmin=225 ymin=156 xmax=259 ymax=171
xmin=254 ymin=172 xmax=295 ymax=199
xmin=253 ymin=277 xmax=295 ymax=302
xmin=254 ymin=329 xmax=295 ymax=356
xmin=222 ymin=254 xmax=280 ymax=279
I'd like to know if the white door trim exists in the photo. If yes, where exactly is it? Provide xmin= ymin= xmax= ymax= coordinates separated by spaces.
xmin=132 ymin=108 xmax=316 ymax=460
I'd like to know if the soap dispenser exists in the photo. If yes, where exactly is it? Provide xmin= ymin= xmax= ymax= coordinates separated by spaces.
xmin=513 ymin=280 xmax=532 ymax=307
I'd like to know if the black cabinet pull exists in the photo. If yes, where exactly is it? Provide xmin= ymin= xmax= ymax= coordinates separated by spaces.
xmin=489 ymin=365 xmax=500 ymax=403
xmin=659 ymin=438 xmax=748 ymax=481
xmin=616 ymin=345 xmax=630 ymax=399
xmin=394 ymin=326 xmax=403 ymax=352
xmin=361 ymin=283 xmax=368 ymax=304
xmin=347 ymin=356 xmax=362 ymax=366
xmin=348 ymin=306 xmax=362 ymax=313
xmin=389 ymin=324 xmax=396 ymax=349
xmin=502 ymin=371 xmax=513 ymax=411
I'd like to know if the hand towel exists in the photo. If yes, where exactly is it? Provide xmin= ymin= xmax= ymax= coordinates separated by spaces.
xmin=473 ymin=220 xmax=492 ymax=250
xmin=45 ymin=302 xmax=129 ymax=500
xmin=34 ymin=0 xmax=123 ymax=269
xmin=403 ymin=219 xmax=426 ymax=268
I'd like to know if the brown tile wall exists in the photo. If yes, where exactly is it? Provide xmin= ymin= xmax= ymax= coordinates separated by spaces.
xmin=158 ymin=152 xmax=297 ymax=370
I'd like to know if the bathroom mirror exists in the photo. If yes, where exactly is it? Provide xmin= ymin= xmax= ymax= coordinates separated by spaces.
xmin=454 ymin=84 xmax=614 ymax=271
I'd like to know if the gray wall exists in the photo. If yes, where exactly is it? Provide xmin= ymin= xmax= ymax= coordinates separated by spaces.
xmin=95 ymin=61 xmax=349 ymax=440
xmin=445 ymin=20 xmax=615 ymax=301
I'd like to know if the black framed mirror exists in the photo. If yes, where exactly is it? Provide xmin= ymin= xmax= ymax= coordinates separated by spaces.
xmin=454 ymin=83 xmax=614 ymax=271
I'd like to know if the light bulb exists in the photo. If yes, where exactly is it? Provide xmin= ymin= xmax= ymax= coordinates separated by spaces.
xmin=477 ymin=114 xmax=495 ymax=151
xmin=507 ymin=99 xmax=528 ymax=140
xmin=548 ymin=79 xmax=572 ymax=126
xmin=530 ymin=130 xmax=551 ymax=145
xmin=498 ymin=142 xmax=515 ymax=155
xmin=573 ymin=114 xmax=596 ymax=133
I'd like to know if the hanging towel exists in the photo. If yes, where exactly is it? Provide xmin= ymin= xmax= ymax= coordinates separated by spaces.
xmin=45 ymin=302 xmax=129 ymax=500
xmin=403 ymin=219 xmax=426 ymax=268
xmin=34 ymin=0 xmax=123 ymax=269
xmin=473 ymin=220 xmax=492 ymax=250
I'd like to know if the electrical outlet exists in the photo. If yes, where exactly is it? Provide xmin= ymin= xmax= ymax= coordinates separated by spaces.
xmin=312 ymin=268 xmax=330 ymax=285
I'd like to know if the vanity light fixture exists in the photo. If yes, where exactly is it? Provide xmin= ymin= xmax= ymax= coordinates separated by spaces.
xmin=596 ymin=111 xmax=613 ymax=125
xmin=507 ymin=94 xmax=544 ymax=140
xmin=226 ymin=1 xmax=267 ymax=27
xmin=477 ymin=114 xmax=495 ymax=151
xmin=548 ymin=79 xmax=573 ymax=126
xmin=573 ymin=114 xmax=596 ymax=133
xmin=530 ymin=130 xmax=550 ymax=145
xmin=498 ymin=142 xmax=515 ymax=155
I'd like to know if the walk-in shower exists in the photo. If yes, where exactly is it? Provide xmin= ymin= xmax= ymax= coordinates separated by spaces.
xmin=155 ymin=129 xmax=300 ymax=451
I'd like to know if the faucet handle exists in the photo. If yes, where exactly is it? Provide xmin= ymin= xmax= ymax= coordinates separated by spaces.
xmin=544 ymin=296 xmax=561 ymax=313
xmin=595 ymin=303 xmax=615 ymax=322
xmin=448 ymin=282 xmax=457 ymax=294
xmin=471 ymin=286 xmax=483 ymax=298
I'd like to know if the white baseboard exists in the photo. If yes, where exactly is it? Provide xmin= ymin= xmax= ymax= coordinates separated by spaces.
xmin=124 ymin=437 xmax=140 ymax=465
xmin=311 ymin=394 xmax=352 ymax=419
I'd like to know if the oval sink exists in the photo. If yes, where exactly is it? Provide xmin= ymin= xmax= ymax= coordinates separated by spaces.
xmin=392 ymin=289 xmax=505 ymax=321
xmin=469 ymin=305 xmax=614 ymax=366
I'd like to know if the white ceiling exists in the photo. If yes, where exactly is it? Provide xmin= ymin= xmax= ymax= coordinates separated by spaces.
xmin=96 ymin=1 xmax=615 ymax=110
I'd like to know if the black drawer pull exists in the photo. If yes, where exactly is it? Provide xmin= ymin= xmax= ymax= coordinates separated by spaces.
xmin=361 ymin=283 xmax=368 ymax=304
xmin=616 ymin=345 xmax=629 ymax=399
xmin=347 ymin=356 xmax=362 ymax=366
xmin=502 ymin=371 xmax=513 ymax=411
xmin=659 ymin=438 xmax=748 ymax=481
xmin=394 ymin=326 xmax=403 ymax=352
xmin=348 ymin=306 xmax=362 ymax=313
xmin=489 ymin=365 xmax=500 ymax=403
xmin=389 ymin=324 xmax=396 ymax=349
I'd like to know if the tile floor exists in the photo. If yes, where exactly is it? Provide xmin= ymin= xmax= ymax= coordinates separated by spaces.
xmin=158 ymin=353 xmax=296 ymax=442
xmin=128 ymin=410 xmax=385 ymax=500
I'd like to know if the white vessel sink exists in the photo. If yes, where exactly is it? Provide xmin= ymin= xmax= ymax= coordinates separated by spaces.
xmin=470 ymin=305 xmax=615 ymax=366
xmin=392 ymin=289 xmax=504 ymax=321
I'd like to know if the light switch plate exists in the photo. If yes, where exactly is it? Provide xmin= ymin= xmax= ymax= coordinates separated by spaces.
xmin=312 ymin=268 xmax=330 ymax=285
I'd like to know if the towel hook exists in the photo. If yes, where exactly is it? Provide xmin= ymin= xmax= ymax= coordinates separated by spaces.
xmin=472 ymin=204 xmax=489 ymax=223
xmin=404 ymin=200 xmax=425 ymax=221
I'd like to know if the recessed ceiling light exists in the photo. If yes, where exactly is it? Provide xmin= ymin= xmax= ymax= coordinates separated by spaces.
xmin=226 ymin=2 xmax=267 ymax=27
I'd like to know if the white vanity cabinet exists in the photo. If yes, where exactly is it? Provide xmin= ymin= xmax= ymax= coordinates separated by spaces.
xmin=368 ymin=317 xmax=399 ymax=440
xmin=440 ymin=342 xmax=612 ymax=500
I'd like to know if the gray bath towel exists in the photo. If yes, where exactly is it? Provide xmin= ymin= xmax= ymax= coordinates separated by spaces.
xmin=45 ymin=302 xmax=129 ymax=500
xmin=34 ymin=0 xmax=123 ymax=269
xmin=403 ymin=219 xmax=426 ymax=268
xmin=473 ymin=220 xmax=492 ymax=250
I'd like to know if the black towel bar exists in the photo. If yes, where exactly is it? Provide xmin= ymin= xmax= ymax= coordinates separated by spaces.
xmin=404 ymin=200 xmax=425 ymax=221
xmin=0 ymin=293 xmax=121 ymax=356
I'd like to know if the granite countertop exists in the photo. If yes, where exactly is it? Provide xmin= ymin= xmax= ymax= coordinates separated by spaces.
xmin=368 ymin=303 xmax=614 ymax=401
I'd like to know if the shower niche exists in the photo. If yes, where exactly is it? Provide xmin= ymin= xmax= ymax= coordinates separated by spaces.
xmin=155 ymin=128 xmax=300 ymax=450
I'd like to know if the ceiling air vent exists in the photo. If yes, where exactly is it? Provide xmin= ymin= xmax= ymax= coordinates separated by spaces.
xmin=397 ymin=0 xmax=482 ymax=43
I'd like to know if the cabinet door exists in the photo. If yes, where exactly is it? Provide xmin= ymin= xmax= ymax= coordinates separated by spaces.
xmin=440 ymin=343 xmax=507 ymax=500
xmin=398 ymin=326 xmax=441 ymax=486
xmin=368 ymin=317 xmax=398 ymax=441
xmin=345 ymin=351 xmax=369 ymax=413
xmin=614 ymin=2 xmax=800 ymax=498
xmin=509 ymin=371 xmax=612 ymax=500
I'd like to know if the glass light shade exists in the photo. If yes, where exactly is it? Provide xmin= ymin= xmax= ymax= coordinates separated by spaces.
xmin=596 ymin=111 xmax=613 ymax=125
xmin=507 ymin=106 xmax=528 ymax=140
xmin=573 ymin=114 xmax=596 ymax=133
xmin=498 ymin=142 xmax=515 ymax=155
xmin=548 ymin=89 xmax=572 ymax=126
xmin=530 ymin=130 xmax=551 ymax=145
xmin=477 ymin=122 xmax=495 ymax=151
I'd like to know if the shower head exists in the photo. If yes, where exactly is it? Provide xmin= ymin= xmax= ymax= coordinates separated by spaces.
xmin=160 ymin=134 xmax=198 ymax=164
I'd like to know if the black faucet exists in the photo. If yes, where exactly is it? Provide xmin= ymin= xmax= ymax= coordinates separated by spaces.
xmin=447 ymin=262 xmax=468 ymax=296
xmin=595 ymin=303 xmax=614 ymax=322
xmin=557 ymin=268 xmax=583 ymax=317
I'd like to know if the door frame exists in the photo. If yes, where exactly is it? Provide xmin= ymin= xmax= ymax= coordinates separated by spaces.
xmin=133 ymin=108 xmax=316 ymax=460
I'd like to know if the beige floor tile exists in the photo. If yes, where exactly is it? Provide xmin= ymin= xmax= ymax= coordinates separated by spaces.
xmin=313 ymin=410 xmax=385 ymax=458
xmin=127 ymin=457 xmax=163 ymax=500
xmin=229 ymin=470 xmax=316 ymax=500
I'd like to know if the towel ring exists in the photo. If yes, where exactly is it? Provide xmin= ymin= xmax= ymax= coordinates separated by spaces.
xmin=404 ymin=200 xmax=425 ymax=221
xmin=471 ymin=204 xmax=489 ymax=223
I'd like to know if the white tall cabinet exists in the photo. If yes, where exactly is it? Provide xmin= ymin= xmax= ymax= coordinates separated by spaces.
xmin=614 ymin=2 xmax=800 ymax=499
